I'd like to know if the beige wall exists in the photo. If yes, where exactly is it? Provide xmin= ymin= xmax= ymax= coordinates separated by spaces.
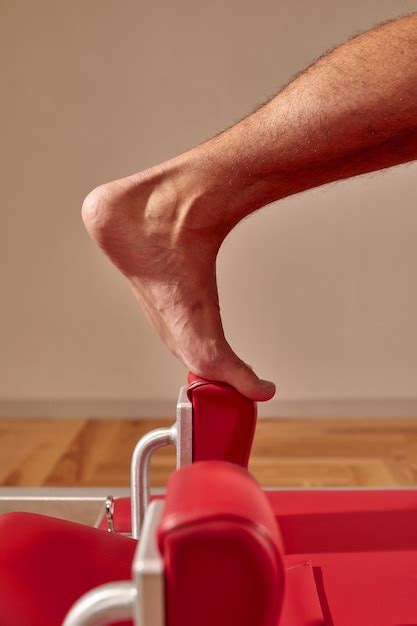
xmin=2 ymin=0 xmax=417 ymax=417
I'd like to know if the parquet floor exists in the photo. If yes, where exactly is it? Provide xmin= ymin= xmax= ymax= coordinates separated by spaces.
xmin=1 ymin=418 xmax=417 ymax=488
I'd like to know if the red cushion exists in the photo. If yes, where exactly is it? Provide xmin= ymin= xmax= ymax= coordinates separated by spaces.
xmin=0 ymin=513 xmax=137 ymax=626
xmin=187 ymin=374 xmax=257 ymax=466
xmin=284 ymin=550 xmax=417 ymax=625
xmin=158 ymin=461 xmax=285 ymax=626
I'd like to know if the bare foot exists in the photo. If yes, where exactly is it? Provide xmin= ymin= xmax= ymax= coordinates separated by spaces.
xmin=81 ymin=157 xmax=275 ymax=401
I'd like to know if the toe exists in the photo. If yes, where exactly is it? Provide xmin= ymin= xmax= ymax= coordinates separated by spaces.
xmin=190 ymin=345 xmax=276 ymax=402
xmin=222 ymin=356 xmax=276 ymax=401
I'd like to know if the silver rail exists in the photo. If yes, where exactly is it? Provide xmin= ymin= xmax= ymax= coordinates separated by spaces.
xmin=131 ymin=425 xmax=176 ymax=540
xmin=63 ymin=501 xmax=165 ymax=626
xmin=62 ymin=581 xmax=137 ymax=626
xmin=130 ymin=386 xmax=192 ymax=539
xmin=134 ymin=500 xmax=165 ymax=626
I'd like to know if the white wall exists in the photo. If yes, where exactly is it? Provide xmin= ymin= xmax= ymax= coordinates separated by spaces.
xmin=1 ymin=0 xmax=417 ymax=417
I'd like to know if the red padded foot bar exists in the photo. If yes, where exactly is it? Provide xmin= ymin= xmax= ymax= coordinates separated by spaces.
xmin=158 ymin=461 xmax=285 ymax=626
xmin=0 ymin=512 xmax=137 ymax=626
xmin=98 ymin=375 xmax=258 ymax=533
xmin=188 ymin=374 xmax=257 ymax=466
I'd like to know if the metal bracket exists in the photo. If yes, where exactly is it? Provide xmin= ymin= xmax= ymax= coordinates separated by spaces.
xmin=175 ymin=384 xmax=193 ymax=467
xmin=62 ymin=581 xmax=137 ymax=626
xmin=105 ymin=495 xmax=115 ymax=534
xmin=63 ymin=501 xmax=165 ymax=626
xmin=130 ymin=385 xmax=192 ymax=539
xmin=133 ymin=500 xmax=165 ymax=626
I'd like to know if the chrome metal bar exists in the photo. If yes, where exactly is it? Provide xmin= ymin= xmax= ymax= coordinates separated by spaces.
xmin=130 ymin=385 xmax=193 ymax=539
xmin=62 ymin=581 xmax=137 ymax=626
xmin=133 ymin=500 xmax=165 ymax=626
xmin=175 ymin=385 xmax=193 ymax=467
xmin=131 ymin=425 xmax=176 ymax=539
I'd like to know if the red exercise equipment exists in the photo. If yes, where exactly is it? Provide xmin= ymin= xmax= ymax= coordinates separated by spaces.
xmin=0 ymin=374 xmax=416 ymax=625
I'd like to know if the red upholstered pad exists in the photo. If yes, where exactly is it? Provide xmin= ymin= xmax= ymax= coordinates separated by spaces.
xmin=157 ymin=461 xmax=285 ymax=626
xmin=285 ymin=551 xmax=417 ymax=625
xmin=187 ymin=373 xmax=257 ymax=466
xmin=267 ymin=488 xmax=417 ymax=516
xmin=99 ymin=489 xmax=417 ymax=539
xmin=275 ymin=490 xmax=417 ymax=625
xmin=280 ymin=561 xmax=325 ymax=625
xmin=0 ymin=512 xmax=137 ymax=626
xmin=267 ymin=489 xmax=417 ymax=554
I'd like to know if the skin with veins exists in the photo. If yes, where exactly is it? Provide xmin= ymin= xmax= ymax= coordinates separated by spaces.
xmin=82 ymin=13 xmax=417 ymax=400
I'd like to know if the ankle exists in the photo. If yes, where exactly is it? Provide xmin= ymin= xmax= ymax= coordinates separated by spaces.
xmin=158 ymin=148 xmax=257 ymax=242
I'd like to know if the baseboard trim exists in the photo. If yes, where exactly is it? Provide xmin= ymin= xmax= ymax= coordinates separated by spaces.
xmin=0 ymin=397 xmax=417 ymax=418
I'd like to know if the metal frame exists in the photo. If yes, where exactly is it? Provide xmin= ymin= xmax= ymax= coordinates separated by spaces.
xmin=134 ymin=500 xmax=165 ymax=626
xmin=63 ymin=500 xmax=165 ymax=626
xmin=62 ymin=581 xmax=137 ymax=626
xmin=175 ymin=385 xmax=193 ymax=467
xmin=131 ymin=385 xmax=192 ymax=539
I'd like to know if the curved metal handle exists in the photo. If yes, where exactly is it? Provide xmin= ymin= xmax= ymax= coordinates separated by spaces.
xmin=130 ymin=386 xmax=193 ymax=539
xmin=63 ymin=581 xmax=137 ymax=626
xmin=131 ymin=425 xmax=177 ymax=539
xmin=64 ymin=502 xmax=165 ymax=626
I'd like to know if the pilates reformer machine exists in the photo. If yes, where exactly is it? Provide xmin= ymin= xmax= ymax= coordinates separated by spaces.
xmin=1 ymin=374 xmax=417 ymax=625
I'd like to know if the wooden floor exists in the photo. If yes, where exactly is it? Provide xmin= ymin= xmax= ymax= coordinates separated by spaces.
xmin=1 ymin=418 xmax=417 ymax=488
